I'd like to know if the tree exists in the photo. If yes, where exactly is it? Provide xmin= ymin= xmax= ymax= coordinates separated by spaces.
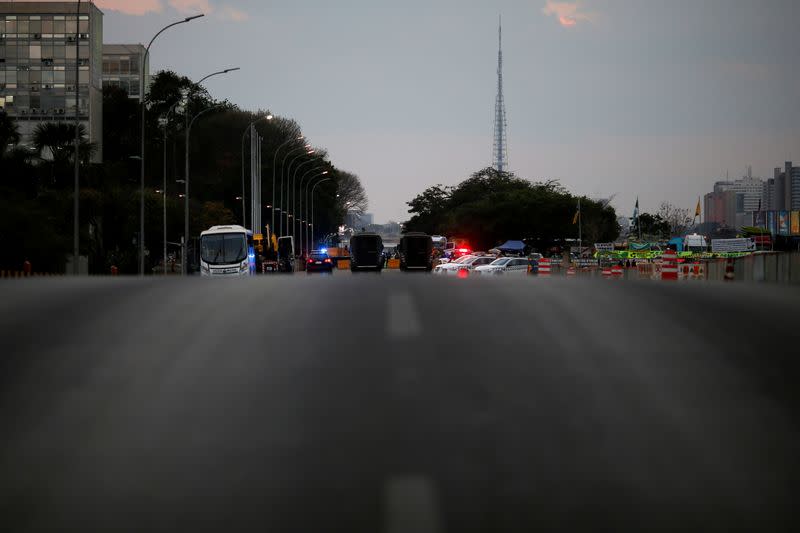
xmin=403 ymin=167 xmax=619 ymax=250
xmin=198 ymin=201 xmax=236 ymax=232
xmin=632 ymin=212 xmax=670 ymax=240
xmin=336 ymin=171 xmax=368 ymax=218
xmin=0 ymin=111 xmax=20 ymax=158
xmin=32 ymin=122 xmax=95 ymax=166
xmin=405 ymin=185 xmax=451 ymax=233
xmin=657 ymin=201 xmax=693 ymax=237
xmin=102 ymin=86 xmax=139 ymax=162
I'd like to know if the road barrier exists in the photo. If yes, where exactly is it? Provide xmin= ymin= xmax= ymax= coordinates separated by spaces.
xmin=337 ymin=259 xmax=351 ymax=270
xmin=724 ymin=258 xmax=735 ymax=282
xmin=611 ymin=265 xmax=623 ymax=278
xmin=1 ymin=271 xmax=63 ymax=278
xmin=387 ymin=259 xmax=400 ymax=269
xmin=661 ymin=250 xmax=678 ymax=281
xmin=539 ymin=258 xmax=551 ymax=277
xmin=567 ymin=266 xmax=576 ymax=276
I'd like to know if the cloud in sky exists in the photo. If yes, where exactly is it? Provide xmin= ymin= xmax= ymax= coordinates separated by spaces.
xmin=91 ymin=0 xmax=246 ymax=21
xmin=542 ymin=1 xmax=593 ymax=28
xmin=94 ymin=0 xmax=162 ymax=15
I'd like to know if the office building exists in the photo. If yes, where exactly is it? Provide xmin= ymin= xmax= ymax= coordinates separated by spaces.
xmin=772 ymin=161 xmax=800 ymax=211
xmin=102 ymin=43 xmax=147 ymax=100
xmin=704 ymin=189 xmax=737 ymax=228
xmin=0 ymin=1 xmax=104 ymax=161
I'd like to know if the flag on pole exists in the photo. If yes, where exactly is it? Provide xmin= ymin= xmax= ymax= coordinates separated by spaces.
xmin=573 ymin=200 xmax=581 ymax=225
xmin=632 ymin=197 xmax=639 ymax=219
xmin=695 ymin=198 xmax=701 ymax=218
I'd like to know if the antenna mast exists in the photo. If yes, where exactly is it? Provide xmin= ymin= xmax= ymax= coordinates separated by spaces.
xmin=492 ymin=15 xmax=509 ymax=173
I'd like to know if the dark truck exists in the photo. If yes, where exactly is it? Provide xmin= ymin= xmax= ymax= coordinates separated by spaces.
xmin=398 ymin=232 xmax=434 ymax=271
xmin=277 ymin=236 xmax=295 ymax=273
xmin=350 ymin=232 xmax=384 ymax=272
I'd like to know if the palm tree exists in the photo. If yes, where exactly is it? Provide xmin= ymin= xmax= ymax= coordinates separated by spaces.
xmin=0 ymin=111 xmax=21 ymax=158
xmin=32 ymin=122 xmax=95 ymax=164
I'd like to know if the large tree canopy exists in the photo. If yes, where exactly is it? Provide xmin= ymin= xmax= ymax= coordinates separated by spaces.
xmin=404 ymin=167 xmax=619 ymax=250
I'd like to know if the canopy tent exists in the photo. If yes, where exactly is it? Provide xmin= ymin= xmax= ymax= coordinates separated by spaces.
xmin=497 ymin=240 xmax=526 ymax=253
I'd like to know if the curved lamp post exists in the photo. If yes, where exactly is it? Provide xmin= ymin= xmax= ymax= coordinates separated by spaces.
xmin=182 ymin=104 xmax=224 ymax=275
xmin=140 ymin=13 xmax=204 ymax=276
xmin=271 ymin=136 xmax=304 ymax=238
xmin=290 ymin=157 xmax=320 ymax=249
xmin=309 ymin=178 xmax=331 ymax=253
xmin=279 ymin=144 xmax=311 ymax=236
xmin=298 ymin=168 xmax=328 ymax=254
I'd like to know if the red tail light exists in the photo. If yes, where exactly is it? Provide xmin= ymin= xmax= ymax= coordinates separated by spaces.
xmin=307 ymin=259 xmax=314 ymax=264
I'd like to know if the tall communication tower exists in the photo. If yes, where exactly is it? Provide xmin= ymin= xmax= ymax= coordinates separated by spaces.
xmin=493 ymin=16 xmax=508 ymax=173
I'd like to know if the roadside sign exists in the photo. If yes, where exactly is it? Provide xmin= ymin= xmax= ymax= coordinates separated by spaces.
xmin=594 ymin=242 xmax=614 ymax=252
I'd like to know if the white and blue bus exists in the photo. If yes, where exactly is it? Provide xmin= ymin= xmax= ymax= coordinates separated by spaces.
xmin=199 ymin=225 xmax=256 ymax=277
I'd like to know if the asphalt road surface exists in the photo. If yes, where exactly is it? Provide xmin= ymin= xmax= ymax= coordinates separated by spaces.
xmin=1 ymin=275 xmax=799 ymax=532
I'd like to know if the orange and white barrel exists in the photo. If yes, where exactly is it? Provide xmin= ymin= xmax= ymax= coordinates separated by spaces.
xmin=611 ymin=265 xmax=623 ymax=278
xmin=661 ymin=250 xmax=678 ymax=281
xmin=567 ymin=266 xmax=576 ymax=276
xmin=539 ymin=258 xmax=551 ymax=277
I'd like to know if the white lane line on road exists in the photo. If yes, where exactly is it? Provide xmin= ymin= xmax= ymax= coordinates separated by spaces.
xmin=387 ymin=292 xmax=422 ymax=339
xmin=383 ymin=476 xmax=443 ymax=533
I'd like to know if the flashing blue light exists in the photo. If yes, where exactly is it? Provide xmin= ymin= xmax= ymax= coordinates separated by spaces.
xmin=320 ymin=248 xmax=328 ymax=254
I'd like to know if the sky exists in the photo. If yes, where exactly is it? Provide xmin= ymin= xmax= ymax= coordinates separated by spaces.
xmin=57 ymin=1 xmax=800 ymax=222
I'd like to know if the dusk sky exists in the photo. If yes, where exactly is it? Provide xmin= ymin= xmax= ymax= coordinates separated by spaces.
xmin=82 ymin=1 xmax=800 ymax=221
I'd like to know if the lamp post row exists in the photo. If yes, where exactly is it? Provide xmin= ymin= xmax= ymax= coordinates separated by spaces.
xmin=132 ymin=14 xmax=333 ymax=275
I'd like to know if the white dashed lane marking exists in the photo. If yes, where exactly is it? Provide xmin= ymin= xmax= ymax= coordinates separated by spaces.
xmin=387 ymin=291 xmax=422 ymax=339
xmin=383 ymin=476 xmax=443 ymax=533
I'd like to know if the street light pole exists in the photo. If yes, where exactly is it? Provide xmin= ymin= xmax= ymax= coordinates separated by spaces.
xmin=240 ymin=113 xmax=273 ymax=228
xmin=279 ymin=145 xmax=311 ymax=236
xmin=72 ymin=0 xmax=81 ymax=275
xmin=291 ymin=158 xmax=318 ymax=252
xmin=299 ymin=168 xmax=328 ymax=254
xmin=272 ymin=136 xmax=303 ymax=239
xmin=140 ymin=13 xmax=204 ymax=276
xmin=183 ymin=105 xmax=223 ymax=275
xmin=310 ymin=178 xmax=331 ymax=253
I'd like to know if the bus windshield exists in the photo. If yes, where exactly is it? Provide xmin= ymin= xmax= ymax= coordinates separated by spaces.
xmin=201 ymin=233 xmax=247 ymax=265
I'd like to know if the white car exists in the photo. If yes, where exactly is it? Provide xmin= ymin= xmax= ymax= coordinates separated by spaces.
xmin=475 ymin=257 xmax=530 ymax=275
xmin=433 ymin=255 xmax=474 ymax=274
xmin=435 ymin=255 xmax=495 ymax=275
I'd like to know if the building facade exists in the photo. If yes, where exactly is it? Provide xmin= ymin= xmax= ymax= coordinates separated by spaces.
xmin=770 ymin=162 xmax=800 ymax=211
xmin=704 ymin=188 xmax=738 ymax=228
xmin=102 ymin=43 xmax=147 ymax=100
xmin=0 ymin=1 xmax=103 ymax=161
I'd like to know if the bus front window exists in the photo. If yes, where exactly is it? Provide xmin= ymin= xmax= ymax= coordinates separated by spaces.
xmin=201 ymin=234 xmax=247 ymax=265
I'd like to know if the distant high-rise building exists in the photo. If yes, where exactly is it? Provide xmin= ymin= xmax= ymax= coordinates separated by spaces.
xmin=492 ymin=17 xmax=508 ymax=173
xmin=705 ymin=169 xmax=765 ymax=229
xmin=768 ymin=162 xmax=800 ymax=211
xmin=0 ymin=1 xmax=104 ymax=161
xmin=102 ymin=44 xmax=148 ymax=101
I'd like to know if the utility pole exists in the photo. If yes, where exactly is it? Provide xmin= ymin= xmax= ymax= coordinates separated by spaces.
xmin=72 ymin=0 xmax=81 ymax=275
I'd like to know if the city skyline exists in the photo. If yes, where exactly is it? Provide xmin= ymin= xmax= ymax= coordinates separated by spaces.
xmin=9 ymin=0 xmax=800 ymax=224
